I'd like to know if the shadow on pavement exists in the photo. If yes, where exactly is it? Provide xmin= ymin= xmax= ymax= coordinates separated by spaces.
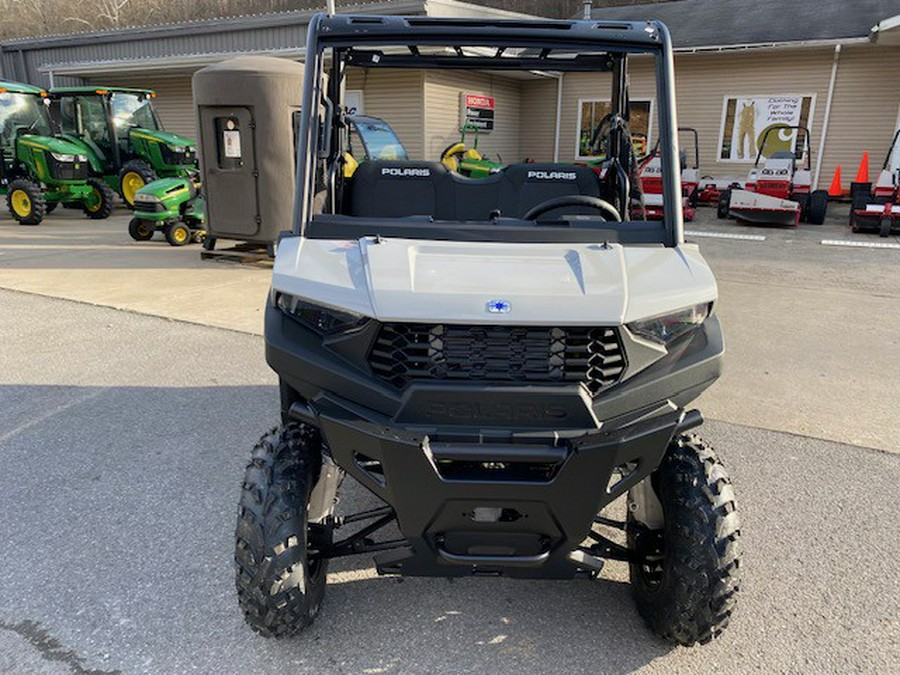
xmin=0 ymin=384 xmax=673 ymax=674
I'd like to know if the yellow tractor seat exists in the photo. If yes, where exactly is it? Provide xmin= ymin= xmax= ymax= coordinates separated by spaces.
xmin=440 ymin=142 xmax=467 ymax=172
xmin=343 ymin=152 xmax=360 ymax=178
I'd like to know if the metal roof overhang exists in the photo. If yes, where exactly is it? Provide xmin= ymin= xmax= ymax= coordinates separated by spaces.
xmin=38 ymin=44 xmax=557 ymax=81
xmin=39 ymin=47 xmax=307 ymax=77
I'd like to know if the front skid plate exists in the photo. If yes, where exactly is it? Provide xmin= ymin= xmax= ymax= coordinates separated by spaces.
xmin=315 ymin=400 xmax=683 ymax=579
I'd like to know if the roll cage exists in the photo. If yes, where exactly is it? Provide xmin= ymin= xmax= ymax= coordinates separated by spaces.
xmin=293 ymin=14 xmax=684 ymax=247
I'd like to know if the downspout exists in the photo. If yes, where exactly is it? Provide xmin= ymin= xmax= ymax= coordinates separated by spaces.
xmin=48 ymin=70 xmax=55 ymax=88
xmin=553 ymin=72 xmax=564 ymax=162
xmin=813 ymin=43 xmax=841 ymax=190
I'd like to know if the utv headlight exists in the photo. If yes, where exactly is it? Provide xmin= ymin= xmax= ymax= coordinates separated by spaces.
xmin=627 ymin=303 xmax=712 ymax=345
xmin=276 ymin=293 xmax=368 ymax=335
xmin=50 ymin=152 xmax=75 ymax=162
xmin=133 ymin=193 xmax=160 ymax=203
xmin=167 ymin=145 xmax=187 ymax=153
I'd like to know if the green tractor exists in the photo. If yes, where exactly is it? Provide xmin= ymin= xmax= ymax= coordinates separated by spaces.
xmin=128 ymin=173 xmax=205 ymax=246
xmin=0 ymin=80 xmax=114 ymax=225
xmin=49 ymin=87 xmax=197 ymax=206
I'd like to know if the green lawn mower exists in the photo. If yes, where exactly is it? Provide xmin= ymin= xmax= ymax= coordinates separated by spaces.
xmin=439 ymin=125 xmax=504 ymax=178
xmin=0 ymin=81 xmax=115 ymax=225
xmin=49 ymin=87 xmax=197 ymax=206
xmin=128 ymin=173 xmax=205 ymax=246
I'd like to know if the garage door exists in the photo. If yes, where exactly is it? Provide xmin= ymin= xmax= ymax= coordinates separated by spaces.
xmin=85 ymin=74 xmax=197 ymax=142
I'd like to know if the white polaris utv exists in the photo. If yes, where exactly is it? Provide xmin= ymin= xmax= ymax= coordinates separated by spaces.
xmin=235 ymin=13 xmax=740 ymax=647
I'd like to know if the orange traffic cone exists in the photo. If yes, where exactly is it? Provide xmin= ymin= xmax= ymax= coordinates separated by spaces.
xmin=855 ymin=152 xmax=870 ymax=184
xmin=828 ymin=165 xmax=843 ymax=197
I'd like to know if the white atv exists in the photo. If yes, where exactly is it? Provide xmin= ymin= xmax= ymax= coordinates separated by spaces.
xmin=235 ymin=14 xmax=741 ymax=647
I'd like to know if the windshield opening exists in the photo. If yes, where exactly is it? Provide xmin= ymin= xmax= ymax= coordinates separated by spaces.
xmin=0 ymin=94 xmax=52 ymax=154
xmin=296 ymin=23 xmax=680 ymax=246
xmin=349 ymin=116 xmax=409 ymax=161
xmin=110 ymin=93 xmax=160 ymax=138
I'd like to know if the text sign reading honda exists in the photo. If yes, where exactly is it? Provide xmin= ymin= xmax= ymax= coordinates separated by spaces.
xmin=460 ymin=92 xmax=495 ymax=133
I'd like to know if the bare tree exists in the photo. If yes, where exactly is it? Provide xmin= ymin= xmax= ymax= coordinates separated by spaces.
xmin=0 ymin=0 xmax=678 ymax=41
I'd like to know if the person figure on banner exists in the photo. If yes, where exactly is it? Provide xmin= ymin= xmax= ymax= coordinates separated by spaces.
xmin=736 ymin=101 xmax=755 ymax=159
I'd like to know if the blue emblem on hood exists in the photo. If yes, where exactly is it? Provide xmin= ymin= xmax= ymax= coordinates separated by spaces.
xmin=486 ymin=299 xmax=511 ymax=314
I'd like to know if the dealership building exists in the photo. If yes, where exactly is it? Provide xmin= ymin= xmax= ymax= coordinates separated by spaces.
xmin=1 ymin=0 xmax=898 ymax=189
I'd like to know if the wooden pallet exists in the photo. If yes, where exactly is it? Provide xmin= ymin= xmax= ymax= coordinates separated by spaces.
xmin=200 ymin=242 xmax=274 ymax=267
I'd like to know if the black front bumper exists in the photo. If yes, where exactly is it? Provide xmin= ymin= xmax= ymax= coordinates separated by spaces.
xmin=300 ymin=395 xmax=700 ymax=578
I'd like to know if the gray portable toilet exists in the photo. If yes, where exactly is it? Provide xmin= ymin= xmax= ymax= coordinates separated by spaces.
xmin=193 ymin=56 xmax=303 ymax=252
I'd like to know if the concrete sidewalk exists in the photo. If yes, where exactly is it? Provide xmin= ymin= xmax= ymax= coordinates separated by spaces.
xmin=0 ymin=213 xmax=271 ymax=334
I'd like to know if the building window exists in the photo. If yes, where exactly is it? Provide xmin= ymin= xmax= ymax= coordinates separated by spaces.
xmin=718 ymin=94 xmax=816 ymax=162
xmin=576 ymin=99 xmax=653 ymax=160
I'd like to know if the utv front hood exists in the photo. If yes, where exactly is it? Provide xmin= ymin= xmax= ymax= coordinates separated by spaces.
xmin=130 ymin=128 xmax=195 ymax=148
xmin=19 ymin=134 xmax=88 ymax=156
xmin=272 ymin=237 xmax=717 ymax=325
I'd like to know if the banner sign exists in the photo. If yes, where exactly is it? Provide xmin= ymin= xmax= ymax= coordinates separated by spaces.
xmin=724 ymin=95 xmax=806 ymax=161
xmin=460 ymin=92 xmax=495 ymax=132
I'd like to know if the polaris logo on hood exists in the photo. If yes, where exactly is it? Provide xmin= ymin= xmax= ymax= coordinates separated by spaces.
xmin=527 ymin=170 xmax=577 ymax=180
xmin=381 ymin=167 xmax=430 ymax=177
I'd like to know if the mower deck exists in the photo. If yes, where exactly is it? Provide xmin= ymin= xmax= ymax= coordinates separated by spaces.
xmin=727 ymin=189 xmax=800 ymax=227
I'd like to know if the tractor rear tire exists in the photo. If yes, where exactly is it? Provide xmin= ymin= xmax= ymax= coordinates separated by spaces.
xmin=628 ymin=434 xmax=741 ymax=646
xmin=7 ymin=178 xmax=46 ymax=225
xmin=235 ymin=423 xmax=329 ymax=638
xmin=880 ymin=217 xmax=892 ymax=238
xmin=119 ymin=160 xmax=158 ymax=207
xmin=128 ymin=218 xmax=155 ymax=241
xmin=807 ymin=189 xmax=828 ymax=225
xmin=716 ymin=190 xmax=730 ymax=219
xmin=165 ymin=222 xmax=192 ymax=247
xmin=83 ymin=178 xmax=115 ymax=220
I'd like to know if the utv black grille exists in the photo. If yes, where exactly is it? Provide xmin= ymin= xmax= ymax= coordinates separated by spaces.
xmin=368 ymin=324 xmax=625 ymax=395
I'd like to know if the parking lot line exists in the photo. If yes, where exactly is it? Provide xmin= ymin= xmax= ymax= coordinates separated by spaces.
xmin=821 ymin=239 xmax=900 ymax=250
xmin=685 ymin=230 xmax=767 ymax=241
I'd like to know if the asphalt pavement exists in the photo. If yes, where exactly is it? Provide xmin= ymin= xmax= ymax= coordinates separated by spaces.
xmin=1 ymin=290 xmax=897 ymax=674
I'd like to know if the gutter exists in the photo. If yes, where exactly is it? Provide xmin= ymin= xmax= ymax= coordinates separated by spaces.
xmin=674 ymin=36 xmax=870 ymax=53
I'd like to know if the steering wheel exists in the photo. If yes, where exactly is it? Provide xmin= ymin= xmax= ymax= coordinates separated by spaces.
xmin=522 ymin=195 xmax=622 ymax=222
